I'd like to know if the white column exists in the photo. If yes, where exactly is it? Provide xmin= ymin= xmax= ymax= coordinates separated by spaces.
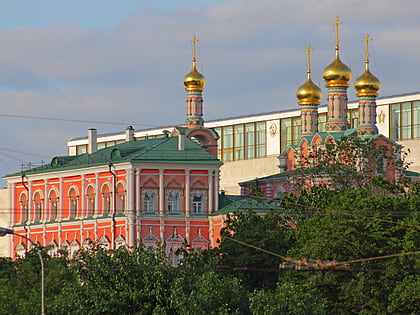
xmin=159 ymin=169 xmax=164 ymax=216
xmin=43 ymin=180 xmax=47 ymax=246
xmin=8 ymin=183 xmax=14 ymax=227
xmin=185 ymin=170 xmax=190 ymax=216
xmin=81 ymin=175 xmax=86 ymax=219
xmin=159 ymin=168 xmax=164 ymax=242
xmin=58 ymin=177 xmax=63 ymax=221
xmin=127 ymin=168 xmax=136 ymax=248
xmin=208 ymin=170 xmax=213 ymax=214
xmin=95 ymin=174 xmax=99 ymax=218
xmin=43 ymin=181 xmax=48 ymax=222
xmin=28 ymin=182 xmax=33 ymax=224
xmin=136 ymin=168 xmax=141 ymax=241
xmin=136 ymin=168 xmax=141 ymax=216
xmin=214 ymin=170 xmax=219 ymax=212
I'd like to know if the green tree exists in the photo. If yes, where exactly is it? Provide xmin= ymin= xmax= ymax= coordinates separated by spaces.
xmin=170 ymin=270 xmax=249 ymax=315
xmin=218 ymin=210 xmax=295 ymax=291
xmin=50 ymin=244 xmax=176 ymax=315
xmin=0 ymin=249 xmax=74 ymax=315
xmin=289 ymin=136 xmax=410 ymax=192
xmin=249 ymin=282 xmax=327 ymax=315
xmin=283 ymin=180 xmax=420 ymax=314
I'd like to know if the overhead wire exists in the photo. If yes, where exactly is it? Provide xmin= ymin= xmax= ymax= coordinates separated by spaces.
xmin=0 ymin=113 xmax=159 ymax=128
xmin=222 ymin=235 xmax=420 ymax=272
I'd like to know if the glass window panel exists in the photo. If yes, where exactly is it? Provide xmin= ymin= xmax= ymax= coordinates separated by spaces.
xmin=292 ymin=117 xmax=301 ymax=145
xmin=390 ymin=104 xmax=401 ymax=140
xmin=256 ymin=122 xmax=266 ymax=158
xmin=76 ymin=145 xmax=87 ymax=155
xmin=413 ymin=101 xmax=420 ymax=122
xmin=349 ymin=109 xmax=359 ymax=129
xmin=214 ymin=127 xmax=222 ymax=159
xmin=97 ymin=142 xmax=106 ymax=150
xmin=401 ymin=102 xmax=412 ymax=126
xmin=234 ymin=125 xmax=244 ymax=160
xmin=318 ymin=113 xmax=327 ymax=132
xmin=280 ymin=118 xmax=292 ymax=152
xmin=223 ymin=126 xmax=233 ymax=148
xmin=402 ymin=126 xmax=411 ymax=139
xmin=413 ymin=101 xmax=420 ymax=139
xmin=245 ymin=123 xmax=255 ymax=159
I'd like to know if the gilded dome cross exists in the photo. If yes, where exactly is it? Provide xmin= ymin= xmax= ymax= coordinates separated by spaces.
xmin=363 ymin=34 xmax=373 ymax=70
xmin=190 ymin=35 xmax=199 ymax=61
xmin=304 ymin=44 xmax=314 ymax=78
xmin=332 ymin=16 xmax=343 ymax=54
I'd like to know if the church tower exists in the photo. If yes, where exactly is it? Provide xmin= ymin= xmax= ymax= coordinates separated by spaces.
xmin=323 ymin=17 xmax=352 ymax=132
xmin=296 ymin=44 xmax=322 ymax=137
xmin=354 ymin=34 xmax=381 ymax=135
xmin=184 ymin=35 xmax=206 ymax=129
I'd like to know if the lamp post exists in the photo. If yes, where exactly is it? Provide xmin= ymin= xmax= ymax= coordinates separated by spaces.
xmin=0 ymin=227 xmax=45 ymax=315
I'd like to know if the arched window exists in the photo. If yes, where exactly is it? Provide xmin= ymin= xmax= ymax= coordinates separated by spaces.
xmin=19 ymin=192 xmax=28 ymax=224
xmin=86 ymin=185 xmax=95 ymax=217
xmin=102 ymin=184 xmax=112 ymax=216
xmin=115 ymin=235 xmax=126 ymax=249
xmin=70 ymin=239 xmax=80 ymax=258
xmin=61 ymin=240 xmax=70 ymax=256
xmin=68 ymin=188 xmax=78 ymax=219
xmin=15 ymin=242 xmax=26 ymax=258
xmin=116 ymin=183 xmax=125 ymax=214
xmin=166 ymin=228 xmax=184 ymax=267
xmin=49 ymin=190 xmax=58 ymax=221
xmin=47 ymin=240 xmax=58 ymax=257
xmin=98 ymin=235 xmax=110 ymax=250
xmin=33 ymin=191 xmax=43 ymax=222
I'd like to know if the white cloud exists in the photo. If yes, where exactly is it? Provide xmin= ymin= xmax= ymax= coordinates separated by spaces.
xmin=0 ymin=0 xmax=418 ymax=180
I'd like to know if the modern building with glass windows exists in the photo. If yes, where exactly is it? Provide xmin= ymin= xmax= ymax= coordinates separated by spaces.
xmin=67 ymin=92 xmax=420 ymax=194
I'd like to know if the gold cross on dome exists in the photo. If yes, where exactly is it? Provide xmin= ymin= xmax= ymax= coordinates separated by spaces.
xmin=332 ymin=16 xmax=343 ymax=51
xmin=190 ymin=35 xmax=199 ymax=60
xmin=304 ymin=44 xmax=314 ymax=75
xmin=362 ymin=34 xmax=373 ymax=66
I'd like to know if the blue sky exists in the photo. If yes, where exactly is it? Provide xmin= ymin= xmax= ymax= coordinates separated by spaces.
xmin=0 ymin=1 xmax=224 ymax=29
xmin=0 ymin=0 xmax=418 ymax=184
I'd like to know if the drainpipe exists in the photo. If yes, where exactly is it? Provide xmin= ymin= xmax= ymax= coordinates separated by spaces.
xmin=21 ymin=174 xmax=29 ymax=250
xmin=88 ymin=128 xmax=97 ymax=154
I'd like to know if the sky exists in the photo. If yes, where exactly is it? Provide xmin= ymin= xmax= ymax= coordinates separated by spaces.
xmin=0 ymin=0 xmax=418 ymax=185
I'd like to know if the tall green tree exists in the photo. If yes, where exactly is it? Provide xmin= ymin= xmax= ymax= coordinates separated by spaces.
xmin=218 ymin=210 xmax=296 ymax=291
xmin=283 ymin=179 xmax=420 ymax=314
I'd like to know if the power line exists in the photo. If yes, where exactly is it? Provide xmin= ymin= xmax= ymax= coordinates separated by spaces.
xmin=0 ymin=113 xmax=159 ymax=128
xmin=222 ymin=235 xmax=420 ymax=271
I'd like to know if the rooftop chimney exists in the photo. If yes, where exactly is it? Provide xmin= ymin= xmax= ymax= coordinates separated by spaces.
xmin=88 ymin=128 xmax=97 ymax=154
xmin=178 ymin=134 xmax=185 ymax=151
xmin=125 ymin=126 xmax=135 ymax=142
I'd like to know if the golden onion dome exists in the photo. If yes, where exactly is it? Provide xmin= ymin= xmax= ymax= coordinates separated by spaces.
xmin=296 ymin=76 xmax=322 ymax=104
xmin=183 ymin=59 xmax=206 ymax=89
xmin=322 ymin=55 xmax=352 ymax=86
xmin=354 ymin=67 xmax=380 ymax=95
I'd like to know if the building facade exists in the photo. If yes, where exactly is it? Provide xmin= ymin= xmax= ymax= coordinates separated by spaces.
xmin=66 ymin=25 xmax=419 ymax=195
xmin=5 ymin=135 xmax=222 ymax=262
xmin=68 ymin=95 xmax=420 ymax=195
xmin=4 ymin=40 xmax=225 ymax=261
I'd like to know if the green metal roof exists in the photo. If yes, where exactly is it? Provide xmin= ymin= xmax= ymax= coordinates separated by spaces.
xmin=216 ymin=194 xmax=284 ymax=213
xmin=5 ymin=136 xmax=222 ymax=177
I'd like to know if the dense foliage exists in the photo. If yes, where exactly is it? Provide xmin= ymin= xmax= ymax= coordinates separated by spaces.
xmin=0 ymin=181 xmax=418 ymax=314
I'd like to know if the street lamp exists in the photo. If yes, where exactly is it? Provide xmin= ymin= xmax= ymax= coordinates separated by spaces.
xmin=0 ymin=227 xmax=45 ymax=315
